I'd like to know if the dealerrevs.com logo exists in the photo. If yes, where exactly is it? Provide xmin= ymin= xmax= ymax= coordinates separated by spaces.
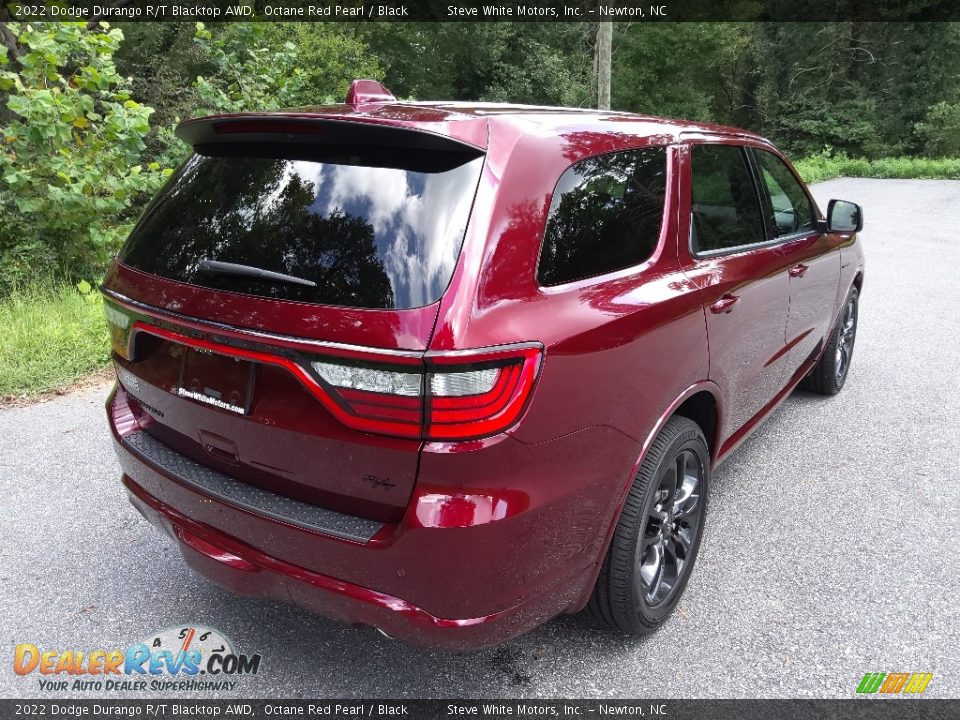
xmin=13 ymin=625 xmax=261 ymax=693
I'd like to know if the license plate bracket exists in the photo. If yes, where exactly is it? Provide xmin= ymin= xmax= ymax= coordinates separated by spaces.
xmin=177 ymin=348 xmax=256 ymax=415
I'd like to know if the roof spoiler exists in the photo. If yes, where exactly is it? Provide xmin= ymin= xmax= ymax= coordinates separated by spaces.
xmin=175 ymin=115 xmax=485 ymax=155
xmin=175 ymin=77 xmax=486 ymax=153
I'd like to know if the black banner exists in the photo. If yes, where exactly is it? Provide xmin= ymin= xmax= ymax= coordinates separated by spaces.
xmin=7 ymin=0 xmax=960 ymax=23
xmin=0 ymin=700 xmax=957 ymax=720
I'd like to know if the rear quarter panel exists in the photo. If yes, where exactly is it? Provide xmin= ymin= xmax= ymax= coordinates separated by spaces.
xmin=429 ymin=132 xmax=710 ymax=478
xmin=417 ymin=131 xmax=712 ymax=608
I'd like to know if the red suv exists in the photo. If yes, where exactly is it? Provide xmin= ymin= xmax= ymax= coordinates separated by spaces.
xmin=103 ymin=80 xmax=864 ymax=649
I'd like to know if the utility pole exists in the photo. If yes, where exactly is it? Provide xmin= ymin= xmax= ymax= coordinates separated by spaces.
xmin=596 ymin=21 xmax=612 ymax=110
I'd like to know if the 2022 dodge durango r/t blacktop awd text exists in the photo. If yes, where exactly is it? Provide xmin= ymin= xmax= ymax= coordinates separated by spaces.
xmin=102 ymin=80 xmax=864 ymax=650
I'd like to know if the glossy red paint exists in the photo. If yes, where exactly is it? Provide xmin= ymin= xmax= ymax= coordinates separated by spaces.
xmin=345 ymin=79 xmax=396 ymax=107
xmin=123 ymin=472 xmax=588 ymax=649
xmin=103 ymin=97 xmax=865 ymax=648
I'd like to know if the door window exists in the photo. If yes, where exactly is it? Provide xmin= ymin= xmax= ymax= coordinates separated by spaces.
xmin=754 ymin=149 xmax=817 ymax=237
xmin=690 ymin=145 xmax=766 ymax=254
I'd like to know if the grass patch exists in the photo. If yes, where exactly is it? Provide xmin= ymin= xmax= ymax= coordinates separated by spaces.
xmin=0 ymin=282 xmax=110 ymax=400
xmin=795 ymin=152 xmax=960 ymax=184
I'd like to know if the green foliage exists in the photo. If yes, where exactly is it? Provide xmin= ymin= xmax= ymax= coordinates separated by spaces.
xmin=113 ymin=22 xmax=202 ymax=128
xmin=914 ymin=100 xmax=960 ymax=157
xmin=794 ymin=150 xmax=960 ymax=184
xmin=360 ymin=23 xmax=591 ymax=106
xmin=483 ymin=33 xmax=590 ymax=107
xmin=750 ymin=22 xmax=960 ymax=158
xmin=768 ymin=97 xmax=881 ymax=158
xmin=605 ymin=21 xmax=960 ymax=159
xmin=191 ymin=23 xmax=381 ymax=113
xmin=0 ymin=280 xmax=110 ymax=399
xmin=5 ymin=20 xmax=960 ymax=395
xmin=0 ymin=22 xmax=168 ymax=288
xmin=192 ymin=22 xmax=307 ymax=113
xmin=278 ymin=24 xmax=382 ymax=105
xmin=613 ymin=23 xmax=755 ymax=122
xmin=112 ymin=23 xmax=204 ymax=169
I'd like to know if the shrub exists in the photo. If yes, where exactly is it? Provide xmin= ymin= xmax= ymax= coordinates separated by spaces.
xmin=914 ymin=101 xmax=960 ymax=157
xmin=794 ymin=150 xmax=960 ymax=183
xmin=770 ymin=98 xmax=881 ymax=158
xmin=191 ymin=22 xmax=383 ymax=114
xmin=0 ymin=22 xmax=169 ymax=289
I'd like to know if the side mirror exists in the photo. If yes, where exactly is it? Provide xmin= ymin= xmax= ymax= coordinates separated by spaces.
xmin=826 ymin=199 xmax=863 ymax=233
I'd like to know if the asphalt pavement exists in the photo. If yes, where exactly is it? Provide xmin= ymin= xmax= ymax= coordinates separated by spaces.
xmin=1 ymin=179 xmax=958 ymax=699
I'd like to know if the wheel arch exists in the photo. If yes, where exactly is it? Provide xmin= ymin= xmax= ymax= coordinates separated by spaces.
xmin=672 ymin=390 xmax=720 ymax=465
xmin=570 ymin=380 xmax=723 ymax=613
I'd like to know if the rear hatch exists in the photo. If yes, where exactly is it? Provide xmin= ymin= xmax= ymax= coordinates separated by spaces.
xmin=103 ymin=115 xmax=486 ymax=523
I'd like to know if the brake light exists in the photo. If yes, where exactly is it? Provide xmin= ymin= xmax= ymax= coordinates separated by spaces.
xmin=424 ymin=345 xmax=542 ymax=440
xmin=213 ymin=120 xmax=326 ymax=136
xmin=309 ymin=344 xmax=543 ymax=441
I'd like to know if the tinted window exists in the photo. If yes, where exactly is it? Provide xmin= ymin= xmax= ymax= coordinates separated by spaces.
xmin=538 ymin=148 xmax=667 ymax=286
xmin=120 ymin=147 xmax=484 ymax=309
xmin=754 ymin=149 xmax=816 ymax=236
xmin=690 ymin=144 xmax=765 ymax=253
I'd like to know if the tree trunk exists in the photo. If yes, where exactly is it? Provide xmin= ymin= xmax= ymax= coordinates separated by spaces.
xmin=596 ymin=22 xmax=612 ymax=110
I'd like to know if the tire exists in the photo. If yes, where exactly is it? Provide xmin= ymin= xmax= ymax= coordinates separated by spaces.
xmin=587 ymin=416 xmax=710 ymax=635
xmin=800 ymin=285 xmax=859 ymax=396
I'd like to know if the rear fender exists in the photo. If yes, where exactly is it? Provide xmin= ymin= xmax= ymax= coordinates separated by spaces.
xmin=568 ymin=379 xmax=723 ymax=613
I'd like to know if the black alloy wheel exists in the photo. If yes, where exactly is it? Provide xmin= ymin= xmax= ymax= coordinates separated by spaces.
xmin=588 ymin=415 xmax=710 ymax=634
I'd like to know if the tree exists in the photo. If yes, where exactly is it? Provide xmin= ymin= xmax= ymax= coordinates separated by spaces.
xmin=596 ymin=22 xmax=611 ymax=110
xmin=612 ymin=23 xmax=756 ymax=123
xmin=112 ymin=22 xmax=205 ymax=168
xmin=915 ymin=100 xmax=960 ymax=157
xmin=359 ymin=23 xmax=592 ymax=106
xmin=0 ymin=22 xmax=168 ymax=287
xmin=750 ymin=22 xmax=960 ymax=157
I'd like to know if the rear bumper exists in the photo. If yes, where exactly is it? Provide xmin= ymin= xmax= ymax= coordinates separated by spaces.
xmin=108 ymin=384 xmax=638 ymax=650
xmin=123 ymin=474 xmax=576 ymax=650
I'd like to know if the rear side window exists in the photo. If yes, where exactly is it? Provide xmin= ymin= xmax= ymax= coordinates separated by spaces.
xmin=754 ymin=149 xmax=817 ymax=237
xmin=690 ymin=144 xmax=766 ymax=254
xmin=537 ymin=147 xmax=667 ymax=287
xmin=120 ymin=146 xmax=484 ymax=309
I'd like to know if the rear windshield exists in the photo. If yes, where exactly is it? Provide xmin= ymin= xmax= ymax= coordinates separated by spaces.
xmin=120 ymin=145 xmax=484 ymax=309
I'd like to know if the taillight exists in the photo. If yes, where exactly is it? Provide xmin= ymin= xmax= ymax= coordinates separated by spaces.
xmin=103 ymin=301 xmax=133 ymax=360
xmin=104 ymin=307 xmax=543 ymax=442
xmin=423 ymin=345 xmax=542 ymax=441
xmin=309 ymin=344 xmax=543 ymax=441
xmin=310 ymin=359 xmax=425 ymax=438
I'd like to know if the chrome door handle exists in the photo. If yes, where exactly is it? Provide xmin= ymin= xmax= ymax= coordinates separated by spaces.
xmin=789 ymin=263 xmax=810 ymax=278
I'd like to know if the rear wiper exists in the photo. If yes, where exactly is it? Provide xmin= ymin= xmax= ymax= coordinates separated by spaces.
xmin=197 ymin=260 xmax=317 ymax=288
